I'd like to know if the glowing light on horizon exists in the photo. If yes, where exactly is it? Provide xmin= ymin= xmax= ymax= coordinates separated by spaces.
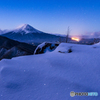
xmin=71 ymin=37 xmax=80 ymax=42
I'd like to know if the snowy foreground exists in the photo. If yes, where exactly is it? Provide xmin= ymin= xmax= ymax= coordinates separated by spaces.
xmin=0 ymin=43 xmax=100 ymax=100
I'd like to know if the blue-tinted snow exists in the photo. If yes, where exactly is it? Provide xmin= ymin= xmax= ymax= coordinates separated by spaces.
xmin=0 ymin=43 xmax=100 ymax=100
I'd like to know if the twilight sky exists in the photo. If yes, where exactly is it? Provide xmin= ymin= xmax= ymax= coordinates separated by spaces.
xmin=0 ymin=0 xmax=100 ymax=35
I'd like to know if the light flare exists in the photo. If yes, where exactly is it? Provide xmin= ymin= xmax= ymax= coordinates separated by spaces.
xmin=71 ymin=37 xmax=80 ymax=42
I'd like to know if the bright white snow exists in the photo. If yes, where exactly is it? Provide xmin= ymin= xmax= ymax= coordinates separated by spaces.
xmin=0 ymin=43 xmax=100 ymax=100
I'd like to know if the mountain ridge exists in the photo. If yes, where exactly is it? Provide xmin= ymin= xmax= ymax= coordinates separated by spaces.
xmin=1 ymin=24 xmax=66 ymax=43
xmin=0 ymin=35 xmax=37 ymax=60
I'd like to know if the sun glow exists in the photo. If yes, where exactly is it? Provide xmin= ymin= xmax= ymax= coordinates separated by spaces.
xmin=71 ymin=37 xmax=80 ymax=42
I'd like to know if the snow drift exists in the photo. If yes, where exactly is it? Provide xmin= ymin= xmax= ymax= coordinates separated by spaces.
xmin=0 ymin=43 xmax=100 ymax=100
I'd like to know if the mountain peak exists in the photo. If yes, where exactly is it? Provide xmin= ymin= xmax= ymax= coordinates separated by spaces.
xmin=14 ymin=24 xmax=42 ymax=34
xmin=17 ymin=24 xmax=34 ymax=30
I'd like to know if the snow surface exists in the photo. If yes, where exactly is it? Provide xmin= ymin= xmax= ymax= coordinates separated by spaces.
xmin=0 ymin=43 xmax=100 ymax=100
xmin=34 ymin=42 xmax=58 ymax=54
xmin=34 ymin=42 xmax=46 ymax=54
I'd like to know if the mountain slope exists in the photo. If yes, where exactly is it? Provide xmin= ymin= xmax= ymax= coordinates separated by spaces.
xmin=12 ymin=24 xmax=43 ymax=34
xmin=1 ymin=24 xmax=66 ymax=43
xmin=0 ymin=36 xmax=37 ymax=60
xmin=0 ymin=29 xmax=3 ymax=34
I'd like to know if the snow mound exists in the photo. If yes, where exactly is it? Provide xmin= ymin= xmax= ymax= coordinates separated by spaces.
xmin=55 ymin=43 xmax=89 ymax=53
xmin=92 ymin=42 xmax=100 ymax=48
xmin=0 ymin=43 xmax=100 ymax=100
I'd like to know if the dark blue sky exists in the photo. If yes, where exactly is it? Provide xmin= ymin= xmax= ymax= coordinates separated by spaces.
xmin=0 ymin=0 xmax=100 ymax=35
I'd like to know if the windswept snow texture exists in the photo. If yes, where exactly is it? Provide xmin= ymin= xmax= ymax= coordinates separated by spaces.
xmin=0 ymin=43 xmax=100 ymax=100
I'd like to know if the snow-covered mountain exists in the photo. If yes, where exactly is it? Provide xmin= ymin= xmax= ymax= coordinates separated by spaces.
xmin=12 ymin=24 xmax=43 ymax=34
xmin=1 ymin=24 xmax=66 ymax=43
